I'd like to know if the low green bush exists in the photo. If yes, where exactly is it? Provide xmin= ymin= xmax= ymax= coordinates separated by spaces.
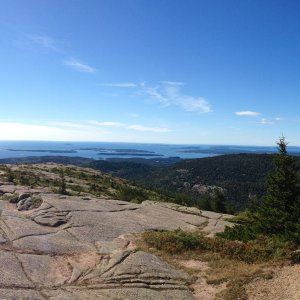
xmin=116 ymin=185 xmax=149 ymax=203
xmin=143 ymin=229 xmax=204 ymax=254
xmin=4 ymin=193 xmax=19 ymax=203
xmin=31 ymin=196 xmax=43 ymax=208
xmin=143 ymin=229 xmax=294 ymax=263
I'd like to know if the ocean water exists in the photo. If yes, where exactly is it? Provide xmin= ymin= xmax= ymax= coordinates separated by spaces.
xmin=0 ymin=141 xmax=299 ymax=160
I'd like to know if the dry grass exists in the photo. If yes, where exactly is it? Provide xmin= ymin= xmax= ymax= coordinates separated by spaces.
xmin=138 ymin=231 xmax=285 ymax=300
xmin=207 ymin=258 xmax=275 ymax=300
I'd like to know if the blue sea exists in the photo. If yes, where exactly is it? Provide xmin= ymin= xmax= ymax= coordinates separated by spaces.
xmin=0 ymin=141 xmax=299 ymax=160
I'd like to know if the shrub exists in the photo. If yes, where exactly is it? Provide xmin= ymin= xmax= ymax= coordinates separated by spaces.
xmin=4 ymin=193 xmax=19 ymax=203
xmin=143 ymin=229 xmax=294 ymax=262
xmin=117 ymin=185 xmax=149 ymax=203
xmin=58 ymin=170 xmax=67 ymax=195
xmin=143 ymin=229 xmax=204 ymax=254
xmin=31 ymin=196 xmax=42 ymax=208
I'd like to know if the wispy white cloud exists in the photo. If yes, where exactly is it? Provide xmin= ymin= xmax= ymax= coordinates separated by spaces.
xmin=89 ymin=120 xmax=170 ymax=133
xmin=88 ymin=120 xmax=125 ymax=127
xmin=235 ymin=111 xmax=260 ymax=117
xmin=160 ymin=81 xmax=185 ymax=86
xmin=257 ymin=118 xmax=274 ymax=125
xmin=145 ymin=87 xmax=170 ymax=106
xmin=64 ymin=58 xmax=96 ymax=73
xmin=275 ymin=117 xmax=284 ymax=121
xmin=50 ymin=121 xmax=108 ymax=131
xmin=24 ymin=35 xmax=97 ymax=75
xmin=101 ymin=83 xmax=137 ymax=88
xmin=235 ymin=112 xmax=282 ymax=124
xmin=144 ymin=82 xmax=211 ymax=113
xmin=50 ymin=121 xmax=85 ymax=128
xmin=97 ymin=80 xmax=211 ymax=113
xmin=27 ymin=34 xmax=59 ymax=51
xmin=127 ymin=124 xmax=170 ymax=133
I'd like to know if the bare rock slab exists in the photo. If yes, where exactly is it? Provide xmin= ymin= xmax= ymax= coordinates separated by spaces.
xmin=0 ymin=289 xmax=45 ymax=300
xmin=0 ymin=183 xmax=233 ymax=299
xmin=0 ymin=251 xmax=34 ymax=288
xmin=44 ymin=288 xmax=195 ymax=300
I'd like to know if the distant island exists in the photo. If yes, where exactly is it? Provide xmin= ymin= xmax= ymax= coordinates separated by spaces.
xmin=78 ymin=148 xmax=155 ymax=153
xmin=6 ymin=149 xmax=78 ymax=154
xmin=178 ymin=146 xmax=300 ymax=156
xmin=98 ymin=152 xmax=163 ymax=157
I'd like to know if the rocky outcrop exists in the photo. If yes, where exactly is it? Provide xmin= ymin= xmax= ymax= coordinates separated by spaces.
xmin=0 ymin=180 xmax=233 ymax=299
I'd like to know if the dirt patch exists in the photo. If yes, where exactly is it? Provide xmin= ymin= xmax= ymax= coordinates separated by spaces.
xmin=246 ymin=264 xmax=300 ymax=300
xmin=180 ymin=259 xmax=209 ymax=271
xmin=179 ymin=259 xmax=226 ymax=300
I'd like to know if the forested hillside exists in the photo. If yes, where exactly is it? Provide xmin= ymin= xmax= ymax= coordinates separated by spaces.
xmin=88 ymin=154 xmax=300 ymax=211
xmin=2 ymin=153 xmax=299 ymax=212
xmin=152 ymin=154 xmax=275 ymax=211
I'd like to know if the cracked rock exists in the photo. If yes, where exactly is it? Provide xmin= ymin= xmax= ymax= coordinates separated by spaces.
xmin=33 ymin=211 xmax=68 ymax=227
xmin=0 ymin=170 xmax=233 ymax=300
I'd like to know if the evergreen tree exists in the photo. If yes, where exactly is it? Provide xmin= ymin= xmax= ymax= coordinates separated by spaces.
xmin=256 ymin=136 xmax=300 ymax=241
xmin=220 ymin=136 xmax=300 ymax=244
xmin=199 ymin=194 xmax=212 ymax=211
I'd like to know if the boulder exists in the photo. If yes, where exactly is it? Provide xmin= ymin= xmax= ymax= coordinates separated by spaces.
xmin=18 ymin=192 xmax=31 ymax=201
xmin=17 ymin=197 xmax=33 ymax=211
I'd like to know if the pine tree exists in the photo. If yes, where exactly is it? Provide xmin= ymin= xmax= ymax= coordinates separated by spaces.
xmin=220 ymin=136 xmax=300 ymax=243
xmin=256 ymin=136 xmax=300 ymax=241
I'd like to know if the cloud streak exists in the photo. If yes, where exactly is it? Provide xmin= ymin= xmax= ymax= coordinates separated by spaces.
xmin=127 ymin=124 xmax=170 ymax=133
xmin=24 ymin=34 xmax=97 ymax=75
xmin=160 ymin=81 xmax=185 ymax=86
xmin=101 ymin=83 xmax=137 ymax=88
xmin=64 ymin=58 xmax=96 ymax=73
xmin=145 ymin=82 xmax=212 ymax=113
xmin=235 ymin=111 xmax=260 ymax=117
xmin=88 ymin=121 xmax=125 ymax=127
xmin=145 ymin=87 xmax=170 ymax=106
xmin=104 ymin=81 xmax=211 ymax=113
xmin=27 ymin=34 xmax=59 ymax=51
xmin=257 ymin=118 xmax=274 ymax=125
xmin=89 ymin=120 xmax=170 ymax=133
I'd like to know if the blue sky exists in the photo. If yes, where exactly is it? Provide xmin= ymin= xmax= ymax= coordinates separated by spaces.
xmin=1 ymin=0 xmax=300 ymax=145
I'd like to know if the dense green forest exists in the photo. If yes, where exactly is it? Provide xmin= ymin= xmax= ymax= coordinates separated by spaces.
xmin=88 ymin=154 xmax=278 ymax=211
xmin=2 ymin=153 xmax=300 ymax=212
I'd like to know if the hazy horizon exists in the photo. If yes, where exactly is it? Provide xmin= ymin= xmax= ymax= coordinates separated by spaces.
xmin=0 ymin=139 xmax=298 ymax=148
xmin=1 ymin=140 xmax=300 ymax=161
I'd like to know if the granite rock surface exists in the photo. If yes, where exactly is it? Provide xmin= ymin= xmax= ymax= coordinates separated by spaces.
xmin=0 ymin=180 xmax=233 ymax=299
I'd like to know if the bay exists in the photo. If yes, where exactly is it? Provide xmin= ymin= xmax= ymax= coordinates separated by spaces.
xmin=0 ymin=141 xmax=299 ymax=160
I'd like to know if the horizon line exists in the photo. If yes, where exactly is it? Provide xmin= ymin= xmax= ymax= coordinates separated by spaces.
xmin=0 ymin=139 xmax=297 ymax=148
